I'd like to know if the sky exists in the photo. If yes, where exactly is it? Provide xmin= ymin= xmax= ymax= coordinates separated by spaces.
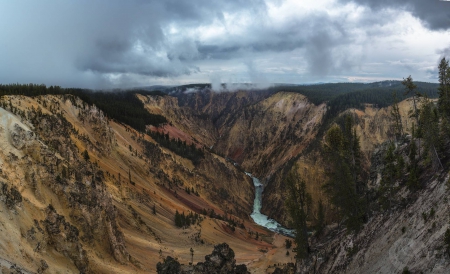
xmin=0 ymin=0 xmax=449 ymax=89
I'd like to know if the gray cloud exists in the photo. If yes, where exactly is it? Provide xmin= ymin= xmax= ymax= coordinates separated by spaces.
xmin=0 ymin=0 xmax=447 ymax=88
xmin=340 ymin=0 xmax=450 ymax=30
xmin=193 ymin=10 xmax=363 ymax=79
xmin=0 ymin=0 xmax=268 ymax=87
xmin=438 ymin=46 xmax=450 ymax=59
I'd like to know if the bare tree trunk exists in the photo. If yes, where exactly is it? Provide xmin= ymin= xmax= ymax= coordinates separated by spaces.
xmin=432 ymin=145 xmax=444 ymax=171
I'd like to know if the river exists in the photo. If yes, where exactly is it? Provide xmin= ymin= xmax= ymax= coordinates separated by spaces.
xmin=246 ymin=173 xmax=294 ymax=237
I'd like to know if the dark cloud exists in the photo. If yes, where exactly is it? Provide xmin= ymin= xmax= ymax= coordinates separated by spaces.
xmin=340 ymin=0 xmax=450 ymax=30
xmin=72 ymin=0 xmax=267 ymax=77
xmin=0 ymin=0 xmax=447 ymax=87
xmin=196 ymin=37 xmax=305 ymax=59
xmin=0 ymin=0 xmax=268 ymax=87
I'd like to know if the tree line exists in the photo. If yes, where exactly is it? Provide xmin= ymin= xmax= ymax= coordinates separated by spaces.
xmin=0 ymin=84 xmax=168 ymax=131
xmin=274 ymin=81 xmax=438 ymax=107
xmin=147 ymin=130 xmax=205 ymax=165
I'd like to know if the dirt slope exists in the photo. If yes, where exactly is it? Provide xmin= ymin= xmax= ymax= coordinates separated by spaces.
xmin=0 ymin=94 xmax=293 ymax=273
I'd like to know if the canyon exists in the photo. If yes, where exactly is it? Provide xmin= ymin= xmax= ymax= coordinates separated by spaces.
xmin=0 ymin=84 xmax=448 ymax=273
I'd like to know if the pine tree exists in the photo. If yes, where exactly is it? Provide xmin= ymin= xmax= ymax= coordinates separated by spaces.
xmin=391 ymin=92 xmax=403 ymax=140
xmin=181 ymin=212 xmax=186 ymax=227
xmin=395 ymin=152 xmax=405 ymax=179
xmin=285 ymin=168 xmax=311 ymax=260
xmin=419 ymin=97 xmax=443 ymax=170
xmin=175 ymin=210 xmax=182 ymax=227
xmin=82 ymin=149 xmax=90 ymax=161
xmin=402 ymin=75 xmax=418 ymax=122
xmin=379 ymin=142 xmax=396 ymax=210
xmin=350 ymin=128 xmax=362 ymax=184
xmin=285 ymin=239 xmax=292 ymax=249
xmin=315 ymin=199 xmax=325 ymax=237
xmin=62 ymin=166 xmax=68 ymax=179
xmin=190 ymin=248 xmax=194 ymax=265
xmin=407 ymin=138 xmax=420 ymax=190
xmin=439 ymin=116 xmax=450 ymax=156
xmin=342 ymin=116 xmax=362 ymax=185
xmin=438 ymin=57 xmax=450 ymax=117
xmin=128 ymin=168 xmax=132 ymax=185
xmin=323 ymin=121 xmax=365 ymax=231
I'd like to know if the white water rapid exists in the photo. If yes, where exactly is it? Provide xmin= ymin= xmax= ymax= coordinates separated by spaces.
xmin=246 ymin=173 xmax=294 ymax=237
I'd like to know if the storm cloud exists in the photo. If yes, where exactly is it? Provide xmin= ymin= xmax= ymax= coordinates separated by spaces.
xmin=339 ymin=0 xmax=450 ymax=30
xmin=0 ymin=0 xmax=449 ymax=88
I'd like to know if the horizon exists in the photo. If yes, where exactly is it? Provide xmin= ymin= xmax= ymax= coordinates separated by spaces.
xmin=0 ymin=79 xmax=439 ymax=92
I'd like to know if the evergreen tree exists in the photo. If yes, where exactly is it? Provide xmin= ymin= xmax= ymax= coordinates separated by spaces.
xmin=438 ymin=57 xmax=450 ymax=117
xmin=181 ymin=212 xmax=186 ymax=227
xmin=402 ymin=75 xmax=419 ymax=122
xmin=175 ymin=210 xmax=182 ymax=227
xmin=391 ymin=92 xmax=403 ymax=140
xmin=62 ymin=166 xmax=68 ymax=179
xmin=343 ymin=116 xmax=362 ymax=184
xmin=315 ymin=199 xmax=325 ymax=237
xmin=285 ymin=239 xmax=292 ymax=249
xmin=395 ymin=152 xmax=405 ymax=179
xmin=129 ymin=168 xmax=132 ymax=185
xmin=82 ymin=149 xmax=90 ymax=161
xmin=190 ymin=248 xmax=194 ymax=265
xmin=185 ymin=214 xmax=191 ymax=226
xmin=323 ymin=121 xmax=365 ymax=231
xmin=285 ymin=168 xmax=311 ymax=260
xmin=379 ymin=142 xmax=396 ymax=210
xmin=419 ymin=97 xmax=443 ymax=170
xmin=439 ymin=116 xmax=450 ymax=157
xmin=407 ymin=137 xmax=420 ymax=190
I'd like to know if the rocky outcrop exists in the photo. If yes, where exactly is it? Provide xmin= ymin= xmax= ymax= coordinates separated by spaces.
xmin=156 ymin=257 xmax=181 ymax=274
xmin=0 ymin=182 xmax=22 ymax=209
xmin=43 ymin=205 xmax=89 ymax=273
xmin=272 ymin=263 xmax=296 ymax=274
xmin=76 ymin=98 xmax=116 ymax=156
xmin=10 ymin=123 xmax=34 ymax=150
xmin=157 ymin=243 xmax=249 ymax=274
xmin=37 ymin=260 xmax=49 ymax=274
